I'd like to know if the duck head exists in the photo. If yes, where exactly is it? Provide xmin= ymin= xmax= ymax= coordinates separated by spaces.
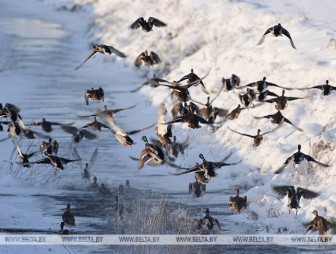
xmin=199 ymin=154 xmax=205 ymax=161
xmin=298 ymin=144 xmax=301 ymax=151
xmin=257 ymin=129 xmax=261 ymax=135
xmin=313 ymin=210 xmax=318 ymax=216
xmin=262 ymin=77 xmax=267 ymax=81
xmin=142 ymin=136 xmax=148 ymax=143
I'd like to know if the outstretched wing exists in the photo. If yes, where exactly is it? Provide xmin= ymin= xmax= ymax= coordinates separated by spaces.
xmin=107 ymin=46 xmax=127 ymax=58
xmin=282 ymin=117 xmax=303 ymax=131
xmin=74 ymin=50 xmax=97 ymax=70
xmin=257 ymin=26 xmax=273 ymax=45
xmin=150 ymin=51 xmax=161 ymax=64
xmin=130 ymin=17 xmax=145 ymax=29
xmin=127 ymin=123 xmax=156 ymax=135
xmin=170 ymin=166 xmax=203 ymax=176
xmin=135 ymin=52 xmax=146 ymax=67
xmin=228 ymin=127 xmax=255 ymax=138
xmin=282 ymin=28 xmax=296 ymax=49
xmin=297 ymin=187 xmax=319 ymax=199
xmin=304 ymin=155 xmax=330 ymax=167
xmin=86 ymin=148 xmax=98 ymax=172
xmin=272 ymin=185 xmax=294 ymax=197
xmin=148 ymin=17 xmax=167 ymax=28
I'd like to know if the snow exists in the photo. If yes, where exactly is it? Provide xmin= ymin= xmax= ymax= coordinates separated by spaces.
xmin=0 ymin=0 xmax=336 ymax=252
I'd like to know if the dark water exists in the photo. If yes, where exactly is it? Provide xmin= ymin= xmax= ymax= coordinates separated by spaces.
xmin=0 ymin=1 xmax=334 ymax=253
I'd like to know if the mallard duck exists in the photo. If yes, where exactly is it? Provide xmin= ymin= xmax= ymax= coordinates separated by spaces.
xmin=171 ymin=153 xmax=241 ymax=183
xmin=156 ymin=103 xmax=172 ymax=149
xmin=193 ymin=94 xmax=228 ymax=121
xmin=189 ymin=178 xmax=206 ymax=198
xmin=229 ymin=189 xmax=247 ymax=214
xmin=0 ymin=103 xmax=21 ymax=121
xmin=301 ymin=80 xmax=336 ymax=96
xmin=134 ymin=50 xmax=161 ymax=67
xmin=95 ymin=109 xmax=155 ymax=147
xmin=167 ymin=103 xmax=210 ymax=129
xmin=275 ymin=144 xmax=330 ymax=174
xmin=177 ymin=69 xmax=210 ymax=94
xmin=130 ymin=17 xmax=166 ymax=32
xmin=273 ymin=185 xmax=319 ymax=215
xmin=168 ymin=136 xmax=189 ymax=160
xmin=222 ymin=74 xmax=241 ymax=91
xmin=62 ymin=204 xmax=75 ymax=226
xmin=254 ymin=110 xmax=303 ymax=131
xmin=305 ymin=210 xmax=331 ymax=235
xmin=195 ymin=208 xmax=221 ymax=230
xmin=61 ymin=125 xmax=97 ymax=143
xmin=239 ymin=88 xmax=256 ymax=108
xmin=82 ymin=148 xmax=98 ymax=179
xmin=31 ymin=155 xmax=80 ymax=170
xmin=40 ymin=138 xmax=59 ymax=156
xmin=228 ymin=127 xmax=278 ymax=147
xmin=31 ymin=118 xmax=74 ymax=133
xmin=137 ymin=136 xmax=165 ymax=169
xmin=241 ymin=77 xmax=290 ymax=93
xmin=81 ymin=116 xmax=109 ymax=132
xmin=130 ymin=74 xmax=170 ymax=93
xmin=264 ymin=90 xmax=305 ymax=110
xmin=75 ymin=44 xmax=126 ymax=70
xmin=77 ymin=104 xmax=137 ymax=118
xmin=84 ymin=87 xmax=104 ymax=105
xmin=226 ymin=104 xmax=245 ymax=120
xmin=257 ymin=23 xmax=296 ymax=49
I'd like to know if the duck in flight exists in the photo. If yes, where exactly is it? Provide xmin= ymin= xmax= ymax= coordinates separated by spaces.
xmin=257 ymin=23 xmax=296 ymax=49
xmin=264 ymin=90 xmax=305 ymax=110
xmin=228 ymin=127 xmax=278 ymax=147
xmin=275 ymin=144 xmax=330 ymax=174
xmin=130 ymin=17 xmax=166 ymax=32
xmin=229 ymin=189 xmax=247 ymax=214
xmin=134 ymin=50 xmax=161 ymax=67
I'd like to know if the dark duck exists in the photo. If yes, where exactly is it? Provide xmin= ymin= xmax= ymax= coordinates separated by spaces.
xmin=62 ymin=204 xmax=75 ymax=226
xmin=257 ymin=23 xmax=296 ymax=49
xmin=222 ymin=74 xmax=241 ymax=91
xmin=195 ymin=208 xmax=221 ymax=231
xmin=229 ymin=127 xmax=278 ymax=147
xmin=273 ymin=185 xmax=319 ymax=215
xmin=177 ymin=69 xmax=210 ymax=94
xmin=85 ymin=87 xmax=104 ymax=105
xmin=264 ymin=90 xmax=305 ymax=110
xmin=302 ymin=80 xmax=336 ymax=96
xmin=189 ymin=178 xmax=206 ymax=198
xmin=229 ymin=189 xmax=247 ymax=214
xmin=275 ymin=144 xmax=330 ymax=174
xmin=305 ymin=210 xmax=332 ymax=235
xmin=130 ymin=17 xmax=166 ymax=32
xmin=75 ymin=44 xmax=126 ymax=70
xmin=134 ymin=50 xmax=161 ymax=67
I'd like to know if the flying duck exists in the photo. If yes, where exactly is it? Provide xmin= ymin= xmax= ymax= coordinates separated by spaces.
xmin=241 ymin=77 xmax=290 ymax=93
xmin=193 ymin=94 xmax=228 ymax=121
xmin=168 ymin=136 xmax=190 ymax=160
xmin=301 ymin=80 xmax=336 ymax=96
xmin=130 ymin=74 xmax=170 ymax=93
xmin=77 ymin=104 xmax=137 ymax=118
xmin=31 ymin=118 xmax=74 ymax=133
xmin=61 ymin=125 xmax=97 ymax=143
xmin=177 ymin=69 xmax=210 ymax=94
xmin=226 ymin=104 xmax=245 ymax=120
xmin=222 ymin=74 xmax=241 ymax=91
xmin=134 ymin=50 xmax=161 ymax=67
xmin=228 ymin=127 xmax=278 ymax=147
xmin=75 ymin=44 xmax=126 ymax=70
xmin=257 ymin=89 xmax=279 ymax=101
xmin=166 ymin=103 xmax=210 ymax=129
xmin=32 ymin=155 xmax=80 ymax=170
xmin=85 ymin=87 xmax=104 ymax=105
xmin=130 ymin=17 xmax=166 ymax=32
xmin=62 ymin=204 xmax=75 ymax=226
xmin=82 ymin=148 xmax=98 ymax=180
xmin=156 ymin=103 xmax=172 ymax=150
xmin=273 ymin=185 xmax=319 ymax=215
xmin=229 ymin=189 xmax=247 ymax=214
xmin=239 ymin=88 xmax=256 ymax=108
xmin=275 ymin=144 xmax=330 ymax=174
xmin=171 ymin=153 xmax=241 ymax=183
xmin=306 ymin=210 xmax=331 ymax=235
xmin=195 ymin=208 xmax=221 ymax=231
xmin=264 ymin=90 xmax=305 ymax=110
xmin=81 ymin=116 xmax=110 ymax=132
xmin=257 ymin=23 xmax=296 ymax=49
xmin=189 ymin=178 xmax=206 ymax=198
xmin=137 ymin=136 xmax=165 ymax=169
xmin=12 ymin=139 xmax=38 ymax=167
xmin=254 ymin=110 xmax=303 ymax=132
xmin=95 ymin=109 xmax=155 ymax=147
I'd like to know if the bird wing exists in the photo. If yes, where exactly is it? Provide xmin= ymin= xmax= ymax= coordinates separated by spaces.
xmin=282 ymin=28 xmax=296 ymax=49
xmin=74 ymin=50 xmax=97 ymax=70
xmin=130 ymin=17 xmax=144 ymax=29
xmin=150 ymin=51 xmax=161 ymax=64
xmin=272 ymin=185 xmax=294 ymax=197
xmin=297 ymin=187 xmax=319 ymax=199
xmin=157 ymin=103 xmax=169 ymax=136
xmin=61 ymin=125 xmax=79 ymax=135
xmin=107 ymin=46 xmax=127 ymax=58
xmin=95 ymin=109 xmax=127 ymax=136
xmin=257 ymin=26 xmax=273 ymax=45
xmin=282 ymin=117 xmax=303 ymax=131
xmin=86 ymin=147 xmax=98 ymax=172
xmin=260 ymin=125 xmax=281 ymax=136
xmin=303 ymin=154 xmax=330 ymax=167
xmin=274 ymin=155 xmax=293 ymax=174
xmin=170 ymin=166 xmax=203 ymax=175
xmin=134 ymin=52 xmax=146 ymax=67
xmin=79 ymin=129 xmax=97 ymax=140
xmin=127 ymin=123 xmax=156 ymax=135
xmin=148 ymin=17 xmax=167 ymax=27
xmin=31 ymin=158 xmax=50 ymax=165
xmin=58 ymin=157 xmax=81 ymax=164
xmin=228 ymin=127 xmax=255 ymax=138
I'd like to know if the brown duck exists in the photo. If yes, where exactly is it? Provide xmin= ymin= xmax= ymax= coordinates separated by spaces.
xmin=229 ymin=189 xmax=247 ymax=214
xmin=305 ymin=210 xmax=331 ymax=235
xmin=264 ymin=90 xmax=305 ymax=110
xmin=135 ymin=50 xmax=161 ymax=67
xmin=85 ymin=87 xmax=104 ymax=105
xmin=229 ymin=127 xmax=278 ymax=147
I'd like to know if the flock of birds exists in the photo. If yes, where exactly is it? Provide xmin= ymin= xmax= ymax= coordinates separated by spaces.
xmin=1 ymin=16 xmax=335 ymax=235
